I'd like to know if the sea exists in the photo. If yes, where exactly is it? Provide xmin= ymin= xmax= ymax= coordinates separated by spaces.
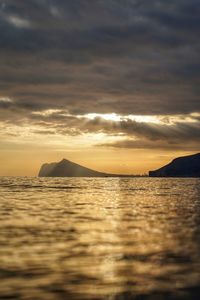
xmin=0 ymin=177 xmax=200 ymax=300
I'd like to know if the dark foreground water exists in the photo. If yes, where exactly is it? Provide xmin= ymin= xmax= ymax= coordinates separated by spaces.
xmin=0 ymin=177 xmax=200 ymax=300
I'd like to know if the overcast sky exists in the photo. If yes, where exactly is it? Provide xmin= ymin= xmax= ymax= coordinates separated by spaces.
xmin=0 ymin=0 xmax=199 ymax=175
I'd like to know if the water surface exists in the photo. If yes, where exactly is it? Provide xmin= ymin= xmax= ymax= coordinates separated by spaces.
xmin=0 ymin=177 xmax=200 ymax=299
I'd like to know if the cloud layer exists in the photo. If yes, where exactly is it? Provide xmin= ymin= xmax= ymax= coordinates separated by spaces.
xmin=1 ymin=0 xmax=200 ymax=113
xmin=0 ymin=0 xmax=200 ymax=153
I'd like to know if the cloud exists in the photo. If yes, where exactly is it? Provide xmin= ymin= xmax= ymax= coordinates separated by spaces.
xmin=0 ymin=0 xmax=200 ymax=152
xmin=1 ymin=98 xmax=199 ymax=150
xmin=6 ymin=15 xmax=31 ymax=28
xmin=85 ymin=116 xmax=200 ymax=143
xmin=98 ymin=139 xmax=200 ymax=151
xmin=0 ymin=1 xmax=199 ymax=114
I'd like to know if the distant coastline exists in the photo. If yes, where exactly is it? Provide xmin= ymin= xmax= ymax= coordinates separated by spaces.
xmin=149 ymin=152 xmax=200 ymax=177
xmin=39 ymin=153 xmax=200 ymax=178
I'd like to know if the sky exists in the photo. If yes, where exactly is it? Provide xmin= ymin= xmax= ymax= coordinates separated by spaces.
xmin=0 ymin=0 xmax=200 ymax=176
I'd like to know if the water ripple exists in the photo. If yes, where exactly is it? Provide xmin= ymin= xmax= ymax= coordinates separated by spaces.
xmin=0 ymin=177 xmax=200 ymax=299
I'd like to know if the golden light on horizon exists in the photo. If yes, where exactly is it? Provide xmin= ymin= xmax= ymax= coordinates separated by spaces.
xmin=0 ymin=110 xmax=199 ymax=176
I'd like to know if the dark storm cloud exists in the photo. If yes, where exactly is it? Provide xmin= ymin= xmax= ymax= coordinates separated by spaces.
xmin=0 ymin=0 xmax=200 ymax=122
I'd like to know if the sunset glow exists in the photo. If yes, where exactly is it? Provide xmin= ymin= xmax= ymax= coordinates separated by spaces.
xmin=0 ymin=0 xmax=199 ymax=176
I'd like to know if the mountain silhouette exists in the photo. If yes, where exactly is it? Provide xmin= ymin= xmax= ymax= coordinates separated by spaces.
xmin=38 ymin=159 xmax=113 ymax=177
xmin=39 ymin=154 xmax=200 ymax=177
xmin=149 ymin=153 xmax=200 ymax=177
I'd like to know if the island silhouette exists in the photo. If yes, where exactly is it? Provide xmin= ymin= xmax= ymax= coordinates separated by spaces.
xmin=149 ymin=152 xmax=200 ymax=177
xmin=39 ymin=153 xmax=200 ymax=177
xmin=39 ymin=158 xmax=113 ymax=177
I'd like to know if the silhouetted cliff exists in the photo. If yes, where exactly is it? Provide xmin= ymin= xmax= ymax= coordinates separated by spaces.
xmin=38 ymin=159 xmax=112 ymax=177
xmin=149 ymin=153 xmax=200 ymax=177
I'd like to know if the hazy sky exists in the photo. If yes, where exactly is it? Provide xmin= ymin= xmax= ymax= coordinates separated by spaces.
xmin=0 ymin=0 xmax=200 ymax=175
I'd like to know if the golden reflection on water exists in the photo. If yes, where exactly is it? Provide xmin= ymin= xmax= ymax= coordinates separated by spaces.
xmin=0 ymin=177 xmax=200 ymax=299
